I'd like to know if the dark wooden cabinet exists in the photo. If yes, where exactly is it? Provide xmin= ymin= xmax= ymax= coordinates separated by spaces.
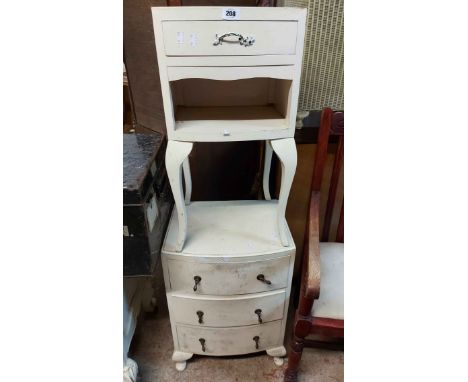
xmin=123 ymin=133 xmax=173 ymax=276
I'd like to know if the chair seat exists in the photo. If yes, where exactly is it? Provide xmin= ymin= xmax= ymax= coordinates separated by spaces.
xmin=311 ymin=242 xmax=344 ymax=320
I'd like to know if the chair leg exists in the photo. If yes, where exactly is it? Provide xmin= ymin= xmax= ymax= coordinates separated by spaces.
xmin=284 ymin=335 xmax=305 ymax=382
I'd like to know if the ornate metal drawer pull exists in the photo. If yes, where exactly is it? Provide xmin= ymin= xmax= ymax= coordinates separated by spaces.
xmin=199 ymin=338 xmax=206 ymax=352
xmin=213 ymin=33 xmax=255 ymax=47
xmin=257 ymin=274 xmax=271 ymax=285
xmin=196 ymin=310 xmax=204 ymax=324
xmin=255 ymin=309 xmax=263 ymax=323
xmin=193 ymin=276 xmax=201 ymax=291
xmin=253 ymin=336 xmax=260 ymax=349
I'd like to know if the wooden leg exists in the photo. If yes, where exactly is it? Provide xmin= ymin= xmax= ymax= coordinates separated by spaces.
xmin=283 ymin=337 xmax=304 ymax=382
xmin=263 ymin=140 xmax=273 ymax=200
xmin=182 ymin=157 xmax=192 ymax=205
xmin=165 ymin=141 xmax=194 ymax=252
xmin=172 ymin=351 xmax=193 ymax=372
xmin=270 ymin=138 xmax=297 ymax=246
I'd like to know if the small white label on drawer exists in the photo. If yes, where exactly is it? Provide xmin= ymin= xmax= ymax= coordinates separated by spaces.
xmin=123 ymin=226 xmax=129 ymax=237
xmin=222 ymin=8 xmax=240 ymax=20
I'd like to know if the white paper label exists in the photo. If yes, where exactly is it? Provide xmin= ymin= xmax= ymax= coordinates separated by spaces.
xmin=222 ymin=8 xmax=240 ymax=20
xmin=123 ymin=226 xmax=129 ymax=237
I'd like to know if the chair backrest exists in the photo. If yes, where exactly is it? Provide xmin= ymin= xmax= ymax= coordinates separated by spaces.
xmin=310 ymin=108 xmax=344 ymax=243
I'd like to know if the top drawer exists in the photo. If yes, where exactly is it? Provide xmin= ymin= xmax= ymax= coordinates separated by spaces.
xmin=162 ymin=21 xmax=298 ymax=56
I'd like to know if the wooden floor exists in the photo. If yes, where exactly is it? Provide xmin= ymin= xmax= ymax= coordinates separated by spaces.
xmin=129 ymin=276 xmax=343 ymax=382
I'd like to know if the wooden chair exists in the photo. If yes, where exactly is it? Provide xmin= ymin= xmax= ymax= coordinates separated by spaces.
xmin=284 ymin=108 xmax=344 ymax=382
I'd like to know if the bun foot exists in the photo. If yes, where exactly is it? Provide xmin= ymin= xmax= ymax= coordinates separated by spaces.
xmin=274 ymin=356 xmax=284 ymax=366
xmin=172 ymin=351 xmax=193 ymax=371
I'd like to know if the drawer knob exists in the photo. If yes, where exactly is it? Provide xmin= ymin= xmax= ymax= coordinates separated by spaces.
xmin=257 ymin=274 xmax=272 ymax=285
xmin=199 ymin=338 xmax=206 ymax=352
xmin=193 ymin=276 xmax=202 ymax=291
xmin=253 ymin=336 xmax=260 ymax=349
xmin=196 ymin=310 xmax=204 ymax=324
xmin=213 ymin=33 xmax=255 ymax=47
xmin=255 ymin=309 xmax=263 ymax=324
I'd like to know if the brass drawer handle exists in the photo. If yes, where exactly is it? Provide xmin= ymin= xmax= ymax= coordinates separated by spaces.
xmin=253 ymin=336 xmax=260 ymax=349
xmin=196 ymin=310 xmax=204 ymax=324
xmin=199 ymin=338 xmax=206 ymax=352
xmin=255 ymin=309 xmax=263 ymax=323
xmin=257 ymin=274 xmax=271 ymax=285
xmin=193 ymin=276 xmax=201 ymax=291
xmin=213 ymin=32 xmax=255 ymax=47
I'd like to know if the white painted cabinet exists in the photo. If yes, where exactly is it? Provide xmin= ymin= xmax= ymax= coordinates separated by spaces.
xmin=161 ymin=201 xmax=296 ymax=370
xmin=151 ymin=6 xmax=306 ymax=371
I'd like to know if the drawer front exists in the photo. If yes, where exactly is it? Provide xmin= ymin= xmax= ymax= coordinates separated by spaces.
xmin=162 ymin=21 xmax=297 ymax=56
xmin=167 ymin=256 xmax=290 ymax=295
xmin=176 ymin=320 xmax=282 ymax=356
xmin=169 ymin=290 xmax=285 ymax=327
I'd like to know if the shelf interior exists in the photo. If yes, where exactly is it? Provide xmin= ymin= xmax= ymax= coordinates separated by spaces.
xmin=170 ymin=78 xmax=291 ymax=127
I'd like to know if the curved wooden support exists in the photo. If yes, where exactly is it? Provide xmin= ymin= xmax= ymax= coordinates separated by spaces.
xmin=165 ymin=141 xmax=194 ymax=252
xmin=182 ymin=157 xmax=192 ymax=205
xmin=270 ymin=138 xmax=297 ymax=246
xmin=263 ymin=140 xmax=273 ymax=200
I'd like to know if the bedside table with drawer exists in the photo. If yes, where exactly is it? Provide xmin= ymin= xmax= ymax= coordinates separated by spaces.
xmin=152 ymin=6 xmax=306 ymax=252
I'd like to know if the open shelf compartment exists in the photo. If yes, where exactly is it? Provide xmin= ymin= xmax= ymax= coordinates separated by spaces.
xmin=169 ymin=77 xmax=292 ymax=137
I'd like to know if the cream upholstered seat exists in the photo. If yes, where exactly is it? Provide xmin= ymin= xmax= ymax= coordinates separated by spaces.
xmin=311 ymin=242 xmax=344 ymax=320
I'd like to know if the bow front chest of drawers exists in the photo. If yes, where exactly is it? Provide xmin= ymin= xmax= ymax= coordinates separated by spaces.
xmin=151 ymin=6 xmax=306 ymax=371
xmin=162 ymin=200 xmax=295 ymax=370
